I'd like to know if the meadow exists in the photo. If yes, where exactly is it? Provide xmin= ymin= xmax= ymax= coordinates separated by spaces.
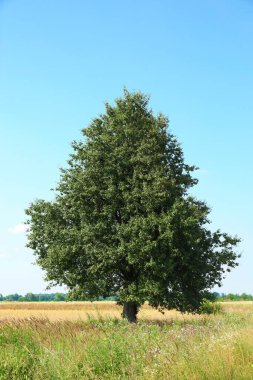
xmin=0 ymin=301 xmax=253 ymax=379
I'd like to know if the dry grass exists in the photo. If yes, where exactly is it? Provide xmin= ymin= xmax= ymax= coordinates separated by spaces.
xmin=1 ymin=300 xmax=252 ymax=322
xmin=0 ymin=301 xmax=206 ymax=322
xmin=221 ymin=301 xmax=253 ymax=313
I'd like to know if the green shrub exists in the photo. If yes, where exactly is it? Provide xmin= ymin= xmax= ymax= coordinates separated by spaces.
xmin=199 ymin=299 xmax=223 ymax=315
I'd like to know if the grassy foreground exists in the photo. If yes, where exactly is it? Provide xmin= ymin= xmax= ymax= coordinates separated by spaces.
xmin=1 ymin=303 xmax=253 ymax=379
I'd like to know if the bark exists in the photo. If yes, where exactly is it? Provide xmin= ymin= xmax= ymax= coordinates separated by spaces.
xmin=122 ymin=301 xmax=138 ymax=323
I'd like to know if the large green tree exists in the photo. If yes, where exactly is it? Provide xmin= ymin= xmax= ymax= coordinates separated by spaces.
xmin=26 ymin=90 xmax=240 ymax=322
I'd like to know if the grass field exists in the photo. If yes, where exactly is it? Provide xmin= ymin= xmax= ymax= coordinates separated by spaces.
xmin=0 ymin=301 xmax=253 ymax=379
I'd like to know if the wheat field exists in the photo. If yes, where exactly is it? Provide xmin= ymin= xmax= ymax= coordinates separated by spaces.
xmin=0 ymin=301 xmax=205 ymax=322
xmin=0 ymin=300 xmax=252 ymax=322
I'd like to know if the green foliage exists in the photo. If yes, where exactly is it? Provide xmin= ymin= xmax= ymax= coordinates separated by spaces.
xmin=0 ymin=293 xmax=68 ymax=302
xmin=25 ymin=89 xmax=240 ymax=320
xmin=199 ymin=299 xmax=223 ymax=315
xmin=218 ymin=293 xmax=253 ymax=301
xmin=54 ymin=292 xmax=66 ymax=301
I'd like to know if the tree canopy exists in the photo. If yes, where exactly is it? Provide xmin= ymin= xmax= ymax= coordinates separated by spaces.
xmin=26 ymin=90 xmax=240 ymax=322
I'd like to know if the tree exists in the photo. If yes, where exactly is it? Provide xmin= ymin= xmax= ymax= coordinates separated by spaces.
xmin=54 ymin=293 xmax=66 ymax=301
xmin=25 ymin=292 xmax=37 ymax=302
xmin=26 ymin=90 xmax=240 ymax=322
xmin=5 ymin=293 xmax=20 ymax=301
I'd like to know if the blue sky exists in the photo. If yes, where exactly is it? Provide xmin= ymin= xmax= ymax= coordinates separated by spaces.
xmin=0 ymin=0 xmax=252 ymax=295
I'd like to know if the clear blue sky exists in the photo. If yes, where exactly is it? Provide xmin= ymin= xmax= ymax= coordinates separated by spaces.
xmin=0 ymin=0 xmax=252 ymax=295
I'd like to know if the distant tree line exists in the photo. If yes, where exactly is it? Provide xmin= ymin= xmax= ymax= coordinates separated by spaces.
xmin=0 ymin=293 xmax=67 ymax=302
xmin=213 ymin=293 xmax=253 ymax=301
xmin=0 ymin=293 xmax=117 ymax=302
xmin=0 ymin=292 xmax=252 ymax=302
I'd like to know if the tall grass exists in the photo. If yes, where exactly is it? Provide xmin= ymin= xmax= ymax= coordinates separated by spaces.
xmin=0 ymin=303 xmax=253 ymax=379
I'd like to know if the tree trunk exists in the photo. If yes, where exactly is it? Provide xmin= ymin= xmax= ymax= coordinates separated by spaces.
xmin=122 ymin=302 xmax=138 ymax=323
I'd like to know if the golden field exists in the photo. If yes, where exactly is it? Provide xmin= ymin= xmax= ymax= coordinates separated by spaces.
xmin=0 ymin=300 xmax=252 ymax=322
xmin=0 ymin=301 xmax=203 ymax=322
